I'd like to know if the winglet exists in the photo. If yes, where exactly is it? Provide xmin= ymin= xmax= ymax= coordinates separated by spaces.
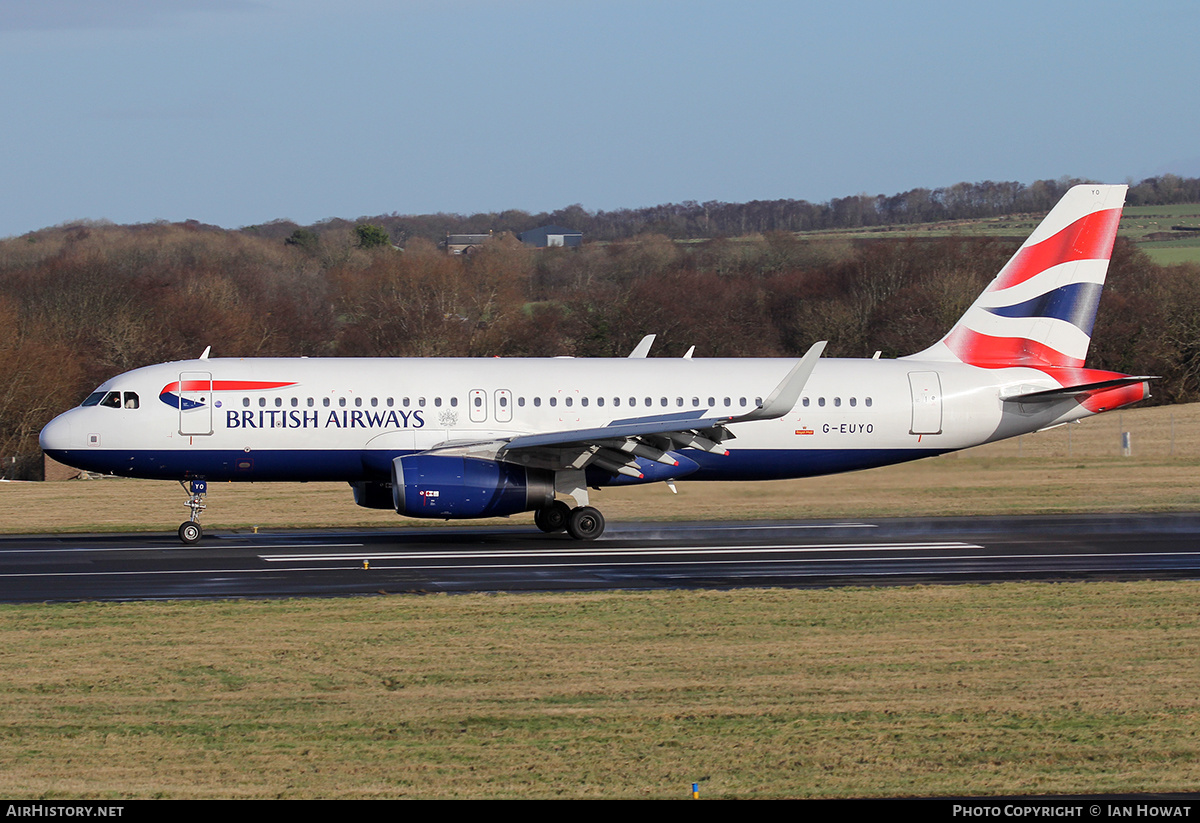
xmin=627 ymin=334 xmax=655 ymax=358
xmin=734 ymin=340 xmax=827 ymax=422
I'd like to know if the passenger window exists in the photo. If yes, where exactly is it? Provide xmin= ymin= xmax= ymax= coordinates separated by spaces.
xmin=290 ymin=397 xmax=298 ymax=407
xmin=818 ymin=397 xmax=825 ymax=407
xmin=866 ymin=397 xmax=873 ymax=407
xmin=339 ymin=397 xmax=347 ymax=408
xmin=323 ymin=397 xmax=331 ymax=408
xmin=259 ymin=397 xmax=267 ymax=408
xmin=802 ymin=397 xmax=810 ymax=407
xmin=354 ymin=397 xmax=362 ymax=407
xmin=371 ymin=397 xmax=378 ymax=407
xmin=450 ymin=397 xmax=458 ymax=407
xmin=834 ymin=397 xmax=841 ymax=407
xmin=549 ymin=397 xmax=557 ymax=407
xmin=276 ymin=397 xmax=283 ymax=407
xmin=565 ymin=397 xmax=573 ymax=407
xmin=534 ymin=397 xmax=541 ymax=407
xmin=849 ymin=397 xmax=857 ymax=407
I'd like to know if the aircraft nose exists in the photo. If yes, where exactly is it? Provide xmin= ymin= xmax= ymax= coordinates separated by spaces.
xmin=39 ymin=411 xmax=77 ymax=454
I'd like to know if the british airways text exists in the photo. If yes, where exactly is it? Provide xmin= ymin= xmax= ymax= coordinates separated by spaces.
xmin=225 ymin=410 xmax=426 ymax=429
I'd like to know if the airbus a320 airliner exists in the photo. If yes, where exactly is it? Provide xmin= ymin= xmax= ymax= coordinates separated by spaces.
xmin=40 ymin=185 xmax=1151 ymax=543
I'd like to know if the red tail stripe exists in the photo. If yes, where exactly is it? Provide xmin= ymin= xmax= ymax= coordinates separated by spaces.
xmin=1043 ymin=367 xmax=1150 ymax=413
xmin=944 ymin=327 xmax=1084 ymax=369
xmin=1078 ymin=383 xmax=1147 ymax=412
xmin=990 ymin=208 xmax=1122 ymax=292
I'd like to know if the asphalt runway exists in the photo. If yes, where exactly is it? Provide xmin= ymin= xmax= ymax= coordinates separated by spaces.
xmin=1 ymin=512 xmax=1198 ymax=602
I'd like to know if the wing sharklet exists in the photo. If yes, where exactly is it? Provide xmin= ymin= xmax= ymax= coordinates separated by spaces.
xmin=627 ymin=334 xmax=656 ymax=358
xmin=730 ymin=340 xmax=827 ymax=422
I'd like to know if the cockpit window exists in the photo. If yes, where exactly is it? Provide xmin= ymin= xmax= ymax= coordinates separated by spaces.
xmin=84 ymin=391 xmax=138 ymax=409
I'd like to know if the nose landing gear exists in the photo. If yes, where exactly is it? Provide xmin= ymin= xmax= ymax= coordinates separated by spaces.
xmin=179 ymin=479 xmax=207 ymax=544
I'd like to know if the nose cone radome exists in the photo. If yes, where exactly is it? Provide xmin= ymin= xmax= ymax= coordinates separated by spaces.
xmin=39 ymin=410 xmax=76 ymax=455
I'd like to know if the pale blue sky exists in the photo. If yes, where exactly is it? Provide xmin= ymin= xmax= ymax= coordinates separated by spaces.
xmin=1 ymin=0 xmax=1197 ymax=237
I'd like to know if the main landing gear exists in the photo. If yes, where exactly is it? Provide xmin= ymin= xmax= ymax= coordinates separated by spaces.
xmin=534 ymin=500 xmax=606 ymax=540
xmin=179 ymin=479 xmax=207 ymax=544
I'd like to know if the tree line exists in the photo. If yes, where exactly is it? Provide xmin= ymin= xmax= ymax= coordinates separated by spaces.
xmin=2 ymin=210 xmax=1198 ymax=478
xmin=244 ymin=174 xmax=1200 ymax=244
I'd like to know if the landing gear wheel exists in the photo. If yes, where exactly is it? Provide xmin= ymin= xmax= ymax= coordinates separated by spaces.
xmin=178 ymin=521 xmax=203 ymax=544
xmin=179 ymin=479 xmax=207 ymax=545
xmin=566 ymin=506 xmax=605 ymax=541
xmin=534 ymin=500 xmax=572 ymax=533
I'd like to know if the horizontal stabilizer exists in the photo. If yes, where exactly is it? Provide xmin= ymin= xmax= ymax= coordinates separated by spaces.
xmin=1003 ymin=376 xmax=1156 ymax=404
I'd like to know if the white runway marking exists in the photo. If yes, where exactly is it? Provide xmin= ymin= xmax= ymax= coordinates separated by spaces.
xmin=261 ymin=541 xmax=980 ymax=562
xmin=0 ymin=543 xmax=365 ymax=555
xmin=684 ymin=523 xmax=877 ymax=530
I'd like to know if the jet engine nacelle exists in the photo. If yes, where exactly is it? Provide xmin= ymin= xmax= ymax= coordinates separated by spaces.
xmin=391 ymin=454 xmax=555 ymax=519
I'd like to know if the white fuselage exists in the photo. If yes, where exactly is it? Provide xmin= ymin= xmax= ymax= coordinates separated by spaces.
xmin=40 ymin=355 xmax=1089 ymax=485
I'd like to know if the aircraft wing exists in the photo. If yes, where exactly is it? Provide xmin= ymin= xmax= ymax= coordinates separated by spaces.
xmin=424 ymin=341 xmax=826 ymax=479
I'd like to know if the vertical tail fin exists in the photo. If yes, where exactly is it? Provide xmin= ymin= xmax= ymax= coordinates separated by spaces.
xmin=910 ymin=184 xmax=1127 ymax=368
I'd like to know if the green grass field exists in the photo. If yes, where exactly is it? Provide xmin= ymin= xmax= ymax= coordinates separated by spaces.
xmin=2 ymin=584 xmax=1199 ymax=799
xmin=786 ymin=203 xmax=1200 ymax=265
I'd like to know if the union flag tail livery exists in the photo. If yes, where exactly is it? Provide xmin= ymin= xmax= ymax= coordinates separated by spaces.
xmin=40 ymin=185 xmax=1154 ymax=543
xmin=914 ymin=184 xmax=1126 ymax=369
xmin=908 ymin=184 xmax=1150 ymax=414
